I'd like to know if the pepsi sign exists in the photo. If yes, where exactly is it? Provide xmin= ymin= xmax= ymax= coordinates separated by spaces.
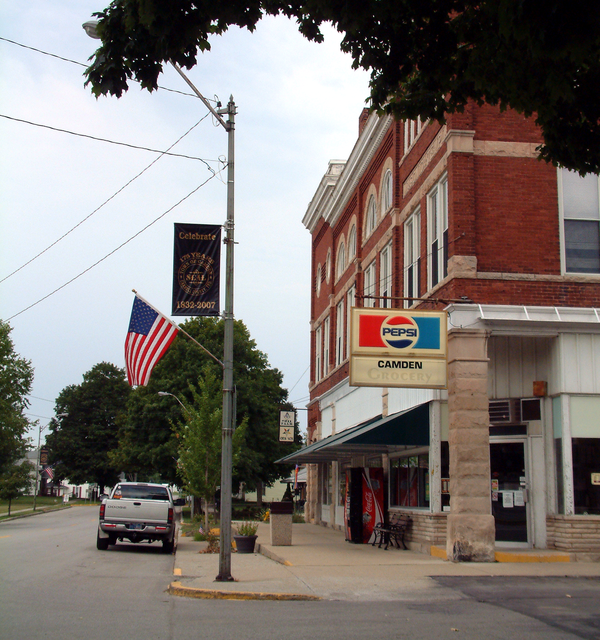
xmin=351 ymin=308 xmax=447 ymax=357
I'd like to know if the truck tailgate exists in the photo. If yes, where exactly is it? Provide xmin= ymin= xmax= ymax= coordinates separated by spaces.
xmin=104 ymin=499 xmax=169 ymax=524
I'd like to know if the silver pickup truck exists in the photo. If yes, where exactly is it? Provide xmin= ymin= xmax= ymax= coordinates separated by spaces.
xmin=97 ymin=482 xmax=185 ymax=553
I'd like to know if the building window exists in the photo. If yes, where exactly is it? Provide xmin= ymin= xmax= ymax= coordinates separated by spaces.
xmin=315 ymin=325 xmax=322 ymax=382
xmin=380 ymin=242 xmax=392 ymax=308
xmin=323 ymin=317 xmax=330 ymax=375
xmin=404 ymin=208 xmax=421 ymax=301
xmin=348 ymin=225 xmax=357 ymax=261
xmin=404 ymin=118 xmax=423 ymax=153
xmin=346 ymin=284 xmax=356 ymax=353
xmin=382 ymin=170 xmax=393 ymax=213
xmin=561 ymin=169 xmax=600 ymax=273
xmin=315 ymin=263 xmax=322 ymax=297
xmin=325 ymin=250 xmax=332 ymax=283
xmin=366 ymin=195 xmax=377 ymax=238
xmin=335 ymin=298 xmax=345 ymax=366
xmin=363 ymin=261 xmax=377 ymax=307
xmin=572 ymin=438 xmax=600 ymax=515
xmin=390 ymin=454 xmax=430 ymax=508
xmin=427 ymin=175 xmax=448 ymax=289
xmin=336 ymin=241 xmax=346 ymax=279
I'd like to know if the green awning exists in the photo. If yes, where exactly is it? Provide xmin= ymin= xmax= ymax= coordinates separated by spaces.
xmin=277 ymin=403 xmax=430 ymax=464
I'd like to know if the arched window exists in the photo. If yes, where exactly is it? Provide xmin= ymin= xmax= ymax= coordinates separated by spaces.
xmin=366 ymin=196 xmax=377 ymax=237
xmin=316 ymin=263 xmax=322 ymax=296
xmin=337 ymin=241 xmax=346 ymax=279
xmin=382 ymin=170 xmax=393 ymax=212
xmin=348 ymin=225 xmax=357 ymax=260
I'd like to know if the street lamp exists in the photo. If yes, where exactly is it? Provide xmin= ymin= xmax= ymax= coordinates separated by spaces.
xmin=158 ymin=391 xmax=189 ymax=414
xmin=84 ymin=20 xmax=237 ymax=581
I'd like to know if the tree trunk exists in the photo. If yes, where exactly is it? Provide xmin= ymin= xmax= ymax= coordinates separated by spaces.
xmin=256 ymin=480 xmax=263 ymax=508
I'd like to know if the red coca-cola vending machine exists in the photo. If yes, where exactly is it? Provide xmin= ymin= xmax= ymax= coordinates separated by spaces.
xmin=344 ymin=467 xmax=385 ymax=543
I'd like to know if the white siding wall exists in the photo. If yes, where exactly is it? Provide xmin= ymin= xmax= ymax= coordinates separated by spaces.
xmin=557 ymin=333 xmax=600 ymax=394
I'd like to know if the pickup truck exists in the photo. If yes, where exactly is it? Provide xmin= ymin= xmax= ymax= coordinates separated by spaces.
xmin=97 ymin=482 xmax=185 ymax=553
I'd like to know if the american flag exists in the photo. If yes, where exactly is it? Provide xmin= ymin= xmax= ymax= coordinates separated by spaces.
xmin=44 ymin=465 xmax=55 ymax=480
xmin=125 ymin=295 xmax=179 ymax=386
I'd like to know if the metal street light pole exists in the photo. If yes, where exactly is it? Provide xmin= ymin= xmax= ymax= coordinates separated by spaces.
xmin=83 ymin=22 xmax=237 ymax=581
xmin=32 ymin=423 xmax=47 ymax=512
xmin=157 ymin=391 xmax=189 ymax=415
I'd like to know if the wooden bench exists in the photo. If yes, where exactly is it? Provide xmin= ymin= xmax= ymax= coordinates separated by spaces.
xmin=371 ymin=514 xmax=411 ymax=550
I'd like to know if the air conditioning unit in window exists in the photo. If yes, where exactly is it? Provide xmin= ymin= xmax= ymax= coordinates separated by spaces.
xmin=489 ymin=399 xmax=522 ymax=425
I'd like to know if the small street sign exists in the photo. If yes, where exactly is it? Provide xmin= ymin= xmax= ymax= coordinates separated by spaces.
xmin=279 ymin=410 xmax=295 ymax=427
xmin=279 ymin=426 xmax=294 ymax=442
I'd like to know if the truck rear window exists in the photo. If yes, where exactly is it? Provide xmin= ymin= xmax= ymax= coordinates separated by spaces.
xmin=114 ymin=485 xmax=170 ymax=501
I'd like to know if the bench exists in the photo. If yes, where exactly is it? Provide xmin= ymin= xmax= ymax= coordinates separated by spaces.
xmin=371 ymin=514 xmax=411 ymax=550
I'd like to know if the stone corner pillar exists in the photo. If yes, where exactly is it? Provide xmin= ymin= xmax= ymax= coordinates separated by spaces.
xmin=446 ymin=328 xmax=495 ymax=562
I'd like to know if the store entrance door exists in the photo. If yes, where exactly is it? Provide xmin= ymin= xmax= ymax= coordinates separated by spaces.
xmin=490 ymin=440 xmax=529 ymax=544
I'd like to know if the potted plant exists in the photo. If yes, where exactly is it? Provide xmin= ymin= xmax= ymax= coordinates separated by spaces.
xmin=234 ymin=521 xmax=258 ymax=553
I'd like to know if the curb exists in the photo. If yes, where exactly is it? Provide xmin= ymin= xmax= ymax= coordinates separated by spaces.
xmin=0 ymin=505 xmax=72 ymax=523
xmin=168 ymin=581 xmax=321 ymax=601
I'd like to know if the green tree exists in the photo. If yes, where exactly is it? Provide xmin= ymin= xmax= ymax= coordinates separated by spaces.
xmin=113 ymin=317 xmax=301 ymax=490
xmin=0 ymin=460 xmax=33 ymax=516
xmin=46 ymin=362 xmax=131 ymax=491
xmin=174 ymin=367 xmax=247 ymax=530
xmin=85 ymin=0 xmax=600 ymax=174
xmin=0 ymin=319 xmax=34 ymax=472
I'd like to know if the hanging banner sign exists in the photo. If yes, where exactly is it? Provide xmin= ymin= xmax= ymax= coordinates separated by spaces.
xmin=349 ymin=308 xmax=447 ymax=389
xmin=172 ymin=223 xmax=221 ymax=316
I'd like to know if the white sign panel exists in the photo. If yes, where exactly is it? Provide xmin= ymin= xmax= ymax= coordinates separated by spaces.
xmin=279 ymin=426 xmax=294 ymax=442
xmin=279 ymin=410 xmax=295 ymax=427
xmin=349 ymin=356 xmax=447 ymax=389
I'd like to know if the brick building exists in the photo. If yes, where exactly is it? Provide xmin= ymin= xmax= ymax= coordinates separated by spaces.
xmin=283 ymin=103 xmax=600 ymax=560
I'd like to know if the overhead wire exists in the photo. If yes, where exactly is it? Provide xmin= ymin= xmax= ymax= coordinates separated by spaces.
xmin=0 ymin=114 xmax=212 ymax=285
xmin=6 ymin=171 xmax=220 ymax=322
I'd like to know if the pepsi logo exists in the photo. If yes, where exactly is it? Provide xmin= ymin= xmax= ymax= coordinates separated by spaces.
xmin=380 ymin=315 xmax=419 ymax=350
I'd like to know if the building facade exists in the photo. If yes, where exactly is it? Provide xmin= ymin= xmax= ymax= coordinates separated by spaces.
xmin=293 ymin=104 xmax=600 ymax=560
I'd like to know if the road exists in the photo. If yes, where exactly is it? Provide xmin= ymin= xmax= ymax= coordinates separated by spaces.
xmin=1 ymin=507 xmax=599 ymax=640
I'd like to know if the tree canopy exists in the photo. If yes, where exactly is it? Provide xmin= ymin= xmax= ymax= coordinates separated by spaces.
xmin=113 ymin=317 xmax=300 ymax=488
xmin=85 ymin=0 xmax=600 ymax=174
xmin=0 ymin=319 xmax=33 ymax=472
xmin=46 ymin=362 xmax=131 ymax=490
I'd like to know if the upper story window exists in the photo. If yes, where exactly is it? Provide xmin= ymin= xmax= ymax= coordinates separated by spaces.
xmin=364 ymin=260 xmax=377 ymax=308
xmin=382 ymin=170 xmax=393 ymax=213
xmin=348 ymin=225 xmax=357 ymax=261
xmin=380 ymin=242 xmax=392 ymax=308
xmin=427 ymin=174 xmax=448 ymax=289
xmin=325 ymin=250 xmax=332 ymax=283
xmin=404 ymin=207 xmax=421 ymax=301
xmin=315 ymin=263 xmax=322 ymax=297
xmin=561 ymin=169 xmax=600 ymax=273
xmin=335 ymin=298 xmax=345 ymax=366
xmin=315 ymin=324 xmax=322 ymax=382
xmin=346 ymin=284 xmax=356 ymax=353
xmin=365 ymin=195 xmax=377 ymax=238
xmin=336 ymin=241 xmax=346 ymax=279
xmin=323 ymin=317 xmax=330 ymax=376
xmin=404 ymin=117 xmax=423 ymax=154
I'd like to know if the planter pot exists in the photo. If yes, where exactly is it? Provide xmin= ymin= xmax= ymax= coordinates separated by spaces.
xmin=234 ymin=534 xmax=257 ymax=554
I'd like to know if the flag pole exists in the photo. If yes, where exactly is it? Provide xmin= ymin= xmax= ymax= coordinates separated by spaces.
xmin=131 ymin=290 xmax=224 ymax=368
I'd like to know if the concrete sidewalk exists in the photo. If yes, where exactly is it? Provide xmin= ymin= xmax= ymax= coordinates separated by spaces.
xmin=169 ymin=522 xmax=600 ymax=601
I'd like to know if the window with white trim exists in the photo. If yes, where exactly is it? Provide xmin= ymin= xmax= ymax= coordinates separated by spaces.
xmin=382 ymin=170 xmax=393 ymax=212
xmin=336 ymin=241 xmax=346 ymax=279
xmin=315 ymin=263 xmax=322 ymax=297
xmin=363 ymin=260 xmax=377 ymax=308
xmin=380 ymin=242 xmax=392 ymax=308
xmin=335 ymin=298 xmax=345 ymax=366
xmin=348 ymin=225 xmax=357 ymax=261
xmin=315 ymin=325 xmax=322 ymax=382
xmin=427 ymin=174 xmax=448 ymax=289
xmin=404 ymin=117 xmax=423 ymax=154
xmin=561 ymin=169 xmax=600 ymax=273
xmin=346 ymin=284 xmax=356 ymax=353
xmin=323 ymin=317 xmax=330 ymax=375
xmin=366 ymin=196 xmax=377 ymax=237
xmin=404 ymin=208 xmax=421 ymax=301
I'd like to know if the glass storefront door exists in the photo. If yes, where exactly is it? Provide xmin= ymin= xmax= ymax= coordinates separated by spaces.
xmin=490 ymin=440 xmax=529 ymax=544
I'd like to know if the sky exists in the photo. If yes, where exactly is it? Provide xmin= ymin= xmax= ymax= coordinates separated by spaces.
xmin=0 ymin=0 xmax=370 ymax=444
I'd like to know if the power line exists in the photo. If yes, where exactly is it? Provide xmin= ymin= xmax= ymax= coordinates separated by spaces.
xmin=0 ymin=113 xmax=216 ymax=163
xmin=0 ymin=115 xmax=213 ymax=285
xmin=6 ymin=173 xmax=219 ymax=321
xmin=0 ymin=35 xmax=203 ymax=99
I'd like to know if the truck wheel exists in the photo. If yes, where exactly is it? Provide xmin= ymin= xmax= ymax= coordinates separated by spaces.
xmin=162 ymin=538 xmax=174 ymax=554
xmin=97 ymin=531 xmax=109 ymax=550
